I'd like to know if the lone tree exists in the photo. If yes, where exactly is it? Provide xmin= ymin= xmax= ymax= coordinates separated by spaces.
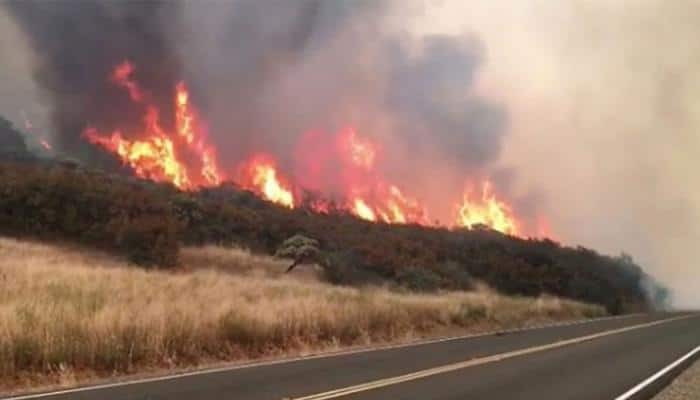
xmin=275 ymin=234 xmax=321 ymax=273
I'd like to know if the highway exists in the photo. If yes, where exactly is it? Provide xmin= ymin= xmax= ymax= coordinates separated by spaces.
xmin=5 ymin=313 xmax=699 ymax=400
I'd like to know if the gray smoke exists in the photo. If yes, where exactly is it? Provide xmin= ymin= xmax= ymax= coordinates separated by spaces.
xmin=415 ymin=0 xmax=700 ymax=308
xmin=4 ymin=0 xmax=183 ymax=163
xmin=1 ymin=0 xmax=510 ymax=221
xmin=0 ymin=6 xmax=47 ymax=141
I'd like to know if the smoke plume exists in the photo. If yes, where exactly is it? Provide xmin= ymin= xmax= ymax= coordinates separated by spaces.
xmin=410 ymin=0 xmax=700 ymax=307
xmin=4 ymin=1 xmax=183 ymax=163
xmin=3 ymin=0 xmax=508 ymax=222
xmin=0 ymin=6 xmax=47 ymax=139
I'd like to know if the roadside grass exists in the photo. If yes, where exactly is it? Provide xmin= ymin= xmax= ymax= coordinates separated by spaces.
xmin=0 ymin=237 xmax=606 ymax=391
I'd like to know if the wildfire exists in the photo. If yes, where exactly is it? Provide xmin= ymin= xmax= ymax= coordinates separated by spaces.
xmin=85 ymin=60 xmax=224 ymax=190
xmin=175 ymin=82 xmax=194 ymax=144
xmin=173 ymin=81 xmax=222 ymax=186
xmin=85 ymin=60 xmax=545 ymax=237
xmin=455 ymin=181 xmax=520 ymax=235
xmin=85 ymin=126 xmax=191 ymax=189
xmin=239 ymin=155 xmax=295 ymax=208
xmin=350 ymin=185 xmax=428 ymax=225
xmin=353 ymin=198 xmax=376 ymax=221
xmin=340 ymin=128 xmax=377 ymax=170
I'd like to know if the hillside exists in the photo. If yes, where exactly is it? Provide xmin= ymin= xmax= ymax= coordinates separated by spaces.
xmin=0 ymin=236 xmax=604 ymax=391
xmin=0 ymin=145 xmax=667 ymax=315
xmin=0 ymin=121 xmax=669 ymax=314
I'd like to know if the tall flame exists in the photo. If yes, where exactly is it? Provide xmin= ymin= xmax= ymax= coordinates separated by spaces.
xmin=174 ymin=81 xmax=222 ymax=186
xmin=175 ymin=82 xmax=195 ymax=144
xmin=85 ymin=61 xmax=223 ymax=190
xmin=353 ymin=198 xmax=376 ymax=221
xmin=85 ymin=126 xmax=191 ymax=189
xmin=239 ymin=155 xmax=295 ymax=208
xmin=455 ymin=181 xmax=520 ymax=235
xmin=84 ymin=60 xmax=545 ymax=237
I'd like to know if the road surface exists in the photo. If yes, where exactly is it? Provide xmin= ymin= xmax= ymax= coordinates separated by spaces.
xmin=5 ymin=312 xmax=699 ymax=400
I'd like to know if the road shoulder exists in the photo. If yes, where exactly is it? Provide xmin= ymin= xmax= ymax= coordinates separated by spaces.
xmin=654 ymin=360 xmax=700 ymax=400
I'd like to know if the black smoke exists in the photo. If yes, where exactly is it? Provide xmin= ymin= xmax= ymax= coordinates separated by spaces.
xmin=4 ymin=0 xmax=182 ymax=163
xmin=4 ymin=0 xmax=510 ymax=219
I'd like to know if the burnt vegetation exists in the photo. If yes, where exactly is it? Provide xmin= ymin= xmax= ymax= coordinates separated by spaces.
xmin=0 ymin=125 xmax=666 ymax=315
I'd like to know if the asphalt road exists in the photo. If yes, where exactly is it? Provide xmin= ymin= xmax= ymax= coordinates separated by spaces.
xmin=6 ymin=313 xmax=699 ymax=400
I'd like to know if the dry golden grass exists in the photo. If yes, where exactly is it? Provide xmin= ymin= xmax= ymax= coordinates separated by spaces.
xmin=0 ymin=237 xmax=606 ymax=391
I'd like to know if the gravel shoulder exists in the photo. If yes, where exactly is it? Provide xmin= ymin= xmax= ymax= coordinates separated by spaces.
xmin=655 ymin=359 xmax=700 ymax=400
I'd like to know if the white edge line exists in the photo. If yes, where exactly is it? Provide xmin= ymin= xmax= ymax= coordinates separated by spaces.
xmin=1 ymin=313 xmax=648 ymax=400
xmin=615 ymin=345 xmax=700 ymax=400
xmin=291 ymin=314 xmax=697 ymax=400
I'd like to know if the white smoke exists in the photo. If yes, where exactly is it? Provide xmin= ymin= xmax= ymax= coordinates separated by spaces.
xmin=0 ymin=7 xmax=48 ymax=138
xmin=409 ymin=0 xmax=700 ymax=308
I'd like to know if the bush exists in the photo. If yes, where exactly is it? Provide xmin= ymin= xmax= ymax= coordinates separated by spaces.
xmin=275 ymin=234 xmax=320 ymax=261
xmin=119 ymin=214 xmax=179 ymax=267
xmin=0 ymin=162 xmax=179 ymax=266
xmin=0 ymin=160 xmax=662 ymax=312
xmin=438 ymin=261 xmax=474 ymax=291
xmin=396 ymin=267 xmax=443 ymax=292
xmin=320 ymin=250 xmax=384 ymax=286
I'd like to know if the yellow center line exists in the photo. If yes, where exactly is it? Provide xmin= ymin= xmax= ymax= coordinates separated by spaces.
xmin=290 ymin=314 xmax=698 ymax=400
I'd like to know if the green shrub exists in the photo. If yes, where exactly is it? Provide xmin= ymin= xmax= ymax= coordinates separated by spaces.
xmin=275 ymin=234 xmax=320 ymax=260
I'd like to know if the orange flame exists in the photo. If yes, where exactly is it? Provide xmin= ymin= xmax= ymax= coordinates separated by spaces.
xmin=351 ymin=185 xmax=428 ymax=225
xmin=174 ymin=81 xmax=222 ymax=186
xmin=340 ymin=128 xmax=377 ymax=170
xmin=175 ymin=82 xmax=195 ymax=144
xmin=85 ymin=61 xmax=542 ymax=237
xmin=85 ymin=128 xmax=191 ymax=189
xmin=86 ymin=61 xmax=223 ymax=190
xmin=239 ymin=155 xmax=295 ymax=208
xmin=353 ymin=198 xmax=376 ymax=221
xmin=111 ymin=61 xmax=143 ymax=102
xmin=455 ymin=181 xmax=519 ymax=235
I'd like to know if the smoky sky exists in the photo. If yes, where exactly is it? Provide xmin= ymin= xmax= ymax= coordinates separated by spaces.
xmin=413 ymin=0 xmax=700 ymax=307
xmin=4 ymin=0 xmax=183 ymax=163
xmin=387 ymin=35 xmax=507 ymax=169
xmin=2 ymin=0 xmax=508 ymax=210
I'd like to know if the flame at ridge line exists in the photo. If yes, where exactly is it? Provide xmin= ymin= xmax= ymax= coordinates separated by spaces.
xmin=84 ymin=61 xmax=224 ymax=190
xmin=84 ymin=60 xmax=537 ymax=238
xmin=455 ymin=181 xmax=520 ymax=236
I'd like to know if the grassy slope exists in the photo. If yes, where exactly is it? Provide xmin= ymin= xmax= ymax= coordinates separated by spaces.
xmin=0 ymin=237 xmax=605 ymax=392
